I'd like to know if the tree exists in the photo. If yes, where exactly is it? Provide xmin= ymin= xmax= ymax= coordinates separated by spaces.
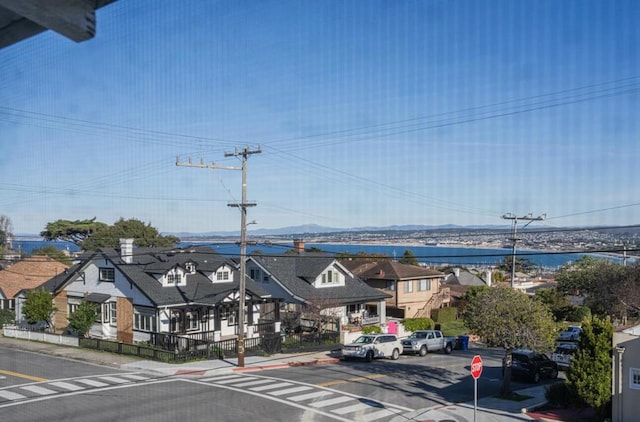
xmin=0 ymin=214 xmax=13 ymax=252
xmin=68 ymin=300 xmax=98 ymax=337
xmin=30 ymin=245 xmax=72 ymax=266
xmin=463 ymin=287 xmax=556 ymax=396
xmin=399 ymin=249 xmax=419 ymax=266
xmin=496 ymin=256 xmax=536 ymax=274
xmin=555 ymin=256 xmax=610 ymax=296
xmin=40 ymin=218 xmax=108 ymax=247
xmin=81 ymin=218 xmax=179 ymax=250
xmin=566 ymin=316 xmax=613 ymax=416
xmin=41 ymin=217 xmax=179 ymax=251
xmin=22 ymin=289 xmax=57 ymax=330
xmin=534 ymin=287 xmax=572 ymax=321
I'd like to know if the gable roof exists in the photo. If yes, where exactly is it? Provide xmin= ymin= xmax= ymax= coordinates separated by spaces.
xmin=341 ymin=259 xmax=444 ymax=280
xmin=0 ymin=255 xmax=69 ymax=299
xmin=250 ymin=253 xmax=390 ymax=305
xmin=48 ymin=246 xmax=271 ymax=307
xmin=443 ymin=268 xmax=488 ymax=287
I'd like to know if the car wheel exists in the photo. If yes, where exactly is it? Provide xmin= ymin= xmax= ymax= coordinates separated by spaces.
xmin=444 ymin=343 xmax=453 ymax=354
xmin=391 ymin=348 xmax=400 ymax=360
xmin=532 ymin=371 xmax=540 ymax=383
xmin=419 ymin=346 xmax=427 ymax=357
xmin=365 ymin=350 xmax=374 ymax=362
xmin=551 ymin=368 xmax=559 ymax=379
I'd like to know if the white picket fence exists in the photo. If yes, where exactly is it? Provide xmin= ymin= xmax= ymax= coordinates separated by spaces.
xmin=2 ymin=325 xmax=79 ymax=347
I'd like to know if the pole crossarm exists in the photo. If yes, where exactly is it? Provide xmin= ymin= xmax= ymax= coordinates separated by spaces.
xmin=176 ymin=156 xmax=241 ymax=171
xmin=501 ymin=213 xmax=546 ymax=288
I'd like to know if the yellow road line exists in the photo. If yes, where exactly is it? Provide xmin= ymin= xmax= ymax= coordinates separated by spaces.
xmin=0 ymin=369 xmax=48 ymax=382
xmin=317 ymin=373 xmax=391 ymax=387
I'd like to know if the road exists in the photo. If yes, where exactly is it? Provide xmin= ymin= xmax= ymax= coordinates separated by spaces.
xmin=0 ymin=345 xmax=559 ymax=421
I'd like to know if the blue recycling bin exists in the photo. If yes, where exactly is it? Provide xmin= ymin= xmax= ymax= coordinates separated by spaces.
xmin=458 ymin=335 xmax=469 ymax=351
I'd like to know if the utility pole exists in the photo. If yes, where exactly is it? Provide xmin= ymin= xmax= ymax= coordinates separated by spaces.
xmin=176 ymin=145 xmax=261 ymax=367
xmin=502 ymin=213 xmax=545 ymax=288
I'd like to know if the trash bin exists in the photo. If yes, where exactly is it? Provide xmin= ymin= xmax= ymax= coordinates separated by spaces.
xmin=459 ymin=335 xmax=469 ymax=351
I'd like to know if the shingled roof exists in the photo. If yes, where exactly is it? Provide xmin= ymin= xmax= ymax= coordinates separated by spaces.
xmin=341 ymin=259 xmax=444 ymax=280
xmin=0 ymin=255 xmax=69 ymax=299
xmin=45 ymin=246 xmax=271 ymax=307
xmin=250 ymin=253 xmax=390 ymax=305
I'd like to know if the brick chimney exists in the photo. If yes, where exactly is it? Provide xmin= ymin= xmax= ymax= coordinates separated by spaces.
xmin=293 ymin=239 xmax=305 ymax=254
xmin=119 ymin=238 xmax=134 ymax=264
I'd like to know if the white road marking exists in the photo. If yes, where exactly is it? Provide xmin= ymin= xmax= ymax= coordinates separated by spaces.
xmin=0 ymin=391 xmax=26 ymax=401
xmin=76 ymin=378 xmax=109 ymax=388
xmin=48 ymin=381 xmax=85 ymax=391
xmin=288 ymin=390 xmax=333 ymax=402
xmin=20 ymin=385 xmax=57 ymax=395
xmin=309 ymin=396 xmax=353 ymax=408
xmin=268 ymin=385 xmax=312 ymax=396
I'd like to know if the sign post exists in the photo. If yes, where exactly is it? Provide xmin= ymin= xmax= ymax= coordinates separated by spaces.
xmin=471 ymin=355 xmax=483 ymax=422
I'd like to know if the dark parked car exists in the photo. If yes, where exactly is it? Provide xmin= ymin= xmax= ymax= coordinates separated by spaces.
xmin=507 ymin=349 xmax=559 ymax=383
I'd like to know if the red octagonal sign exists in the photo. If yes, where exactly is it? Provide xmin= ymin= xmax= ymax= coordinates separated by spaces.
xmin=471 ymin=355 xmax=483 ymax=379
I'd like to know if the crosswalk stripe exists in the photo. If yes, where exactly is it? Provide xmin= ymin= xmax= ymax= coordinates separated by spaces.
xmin=200 ymin=375 xmax=242 ymax=382
xmin=288 ymin=390 xmax=333 ymax=402
xmin=119 ymin=374 xmax=148 ymax=381
xmin=309 ymin=396 xmax=353 ymax=408
xmin=213 ymin=377 xmax=248 ymax=384
xmin=0 ymin=390 xmax=26 ymax=401
xmin=226 ymin=379 xmax=273 ymax=388
xmin=268 ymin=386 xmax=312 ymax=396
xmin=360 ymin=408 xmax=397 ymax=421
xmin=48 ymin=381 xmax=85 ymax=391
xmin=76 ymin=379 xmax=109 ymax=388
xmin=332 ymin=402 xmax=372 ymax=415
xmin=98 ymin=376 xmax=129 ymax=384
xmin=20 ymin=385 xmax=57 ymax=395
xmin=249 ymin=382 xmax=293 ymax=392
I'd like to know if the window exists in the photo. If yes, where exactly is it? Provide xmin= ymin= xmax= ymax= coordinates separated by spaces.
xmin=404 ymin=280 xmax=413 ymax=293
xmin=166 ymin=273 xmax=181 ymax=285
xmin=386 ymin=280 xmax=396 ymax=291
xmin=631 ymin=368 xmax=640 ymax=390
xmin=217 ymin=271 xmax=230 ymax=281
xmin=185 ymin=262 xmax=195 ymax=273
xmin=322 ymin=270 xmax=338 ymax=284
xmin=250 ymin=269 xmax=259 ymax=280
xmin=95 ymin=304 xmax=103 ymax=323
xmin=134 ymin=312 xmax=156 ymax=332
xmin=418 ymin=279 xmax=431 ymax=291
xmin=186 ymin=311 xmax=199 ymax=331
xmin=99 ymin=267 xmax=115 ymax=282
xmin=68 ymin=303 xmax=79 ymax=315
xmin=109 ymin=302 xmax=117 ymax=326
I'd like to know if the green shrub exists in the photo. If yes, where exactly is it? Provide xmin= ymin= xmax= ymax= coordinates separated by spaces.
xmin=402 ymin=318 xmax=434 ymax=331
xmin=362 ymin=325 xmax=382 ymax=334
xmin=0 ymin=309 xmax=15 ymax=328
xmin=565 ymin=306 xmax=591 ymax=323
xmin=545 ymin=381 xmax=583 ymax=408
xmin=432 ymin=307 xmax=457 ymax=323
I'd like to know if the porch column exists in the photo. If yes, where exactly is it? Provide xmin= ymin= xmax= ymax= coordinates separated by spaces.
xmin=377 ymin=300 xmax=386 ymax=323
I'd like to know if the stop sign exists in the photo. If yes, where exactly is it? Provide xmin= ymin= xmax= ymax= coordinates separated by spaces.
xmin=471 ymin=355 xmax=483 ymax=379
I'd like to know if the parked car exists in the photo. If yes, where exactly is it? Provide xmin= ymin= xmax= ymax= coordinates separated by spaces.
xmin=558 ymin=325 xmax=582 ymax=341
xmin=552 ymin=343 xmax=578 ymax=370
xmin=508 ymin=349 xmax=559 ymax=383
xmin=401 ymin=330 xmax=455 ymax=356
xmin=341 ymin=334 xmax=402 ymax=362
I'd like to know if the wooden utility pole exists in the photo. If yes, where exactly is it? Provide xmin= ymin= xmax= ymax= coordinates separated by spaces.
xmin=501 ymin=213 xmax=545 ymax=288
xmin=176 ymin=145 xmax=261 ymax=367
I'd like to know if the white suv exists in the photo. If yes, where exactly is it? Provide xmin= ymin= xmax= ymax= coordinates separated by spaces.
xmin=341 ymin=334 xmax=402 ymax=362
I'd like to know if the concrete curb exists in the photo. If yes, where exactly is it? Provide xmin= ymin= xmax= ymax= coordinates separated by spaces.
xmin=232 ymin=357 xmax=340 ymax=372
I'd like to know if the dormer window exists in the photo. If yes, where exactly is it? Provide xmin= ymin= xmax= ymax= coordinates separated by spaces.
xmin=217 ymin=271 xmax=230 ymax=281
xmin=322 ymin=270 xmax=338 ymax=284
xmin=317 ymin=267 xmax=345 ymax=287
xmin=185 ymin=262 xmax=196 ymax=274
xmin=167 ymin=273 xmax=181 ymax=285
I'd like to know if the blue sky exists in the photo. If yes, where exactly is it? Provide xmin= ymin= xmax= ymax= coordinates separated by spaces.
xmin=1 ymin=0 xmax=639 ymax=235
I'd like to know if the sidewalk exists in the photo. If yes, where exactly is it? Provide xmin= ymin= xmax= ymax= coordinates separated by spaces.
xmin=2 ymin=335 xmax=562 ymax=421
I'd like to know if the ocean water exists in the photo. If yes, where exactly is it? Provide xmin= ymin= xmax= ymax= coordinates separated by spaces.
xmin=12 ymin=239 xmax=624 ymax=270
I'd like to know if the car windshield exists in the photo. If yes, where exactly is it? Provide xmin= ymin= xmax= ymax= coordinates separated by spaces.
xmin=353 ymin=336 xmax=374 ymax=344
xmin=408 ymin=332 xmax=427 ymax=339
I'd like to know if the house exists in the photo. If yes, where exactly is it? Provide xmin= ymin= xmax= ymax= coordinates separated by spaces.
xmin=0 ymin=255 xmax=68 ymax=312
xmin=442 ymin=267 xmax=491 ymax=306
xmin=246 ymin=251 xmax=391 ymax=330
xmin=28 ymin=239 xmax=279 ymax=346
xmin=340 ymin=259 xmax=448 ymax=319
xmin=612 ymin=324 xmax=640 ymax=422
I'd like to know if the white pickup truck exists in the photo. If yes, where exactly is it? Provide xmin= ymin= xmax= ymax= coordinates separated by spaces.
xmin=401 ymin=330 xmax=455 ymax=356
